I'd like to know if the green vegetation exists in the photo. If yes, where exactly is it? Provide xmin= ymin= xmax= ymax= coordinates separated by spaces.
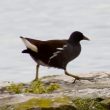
xmin=73 ymin=98 xmax=107 ymax=110
xmin=4 ymin=96 xmax=76 ymax=110
xmin=0 ymin=97 xmax=110 ymax=110
xmin=54 ymin=96 xmax=72 ymax=104
xmin=101 ymin=98 xmax=110 ymax=109
xmin=6 ymin=83 xmax=24 ymax=94
xmin=6 ymin=80 xmax=60 ymax=94
xmin=14 ymin=98 xmax=53 ymax=110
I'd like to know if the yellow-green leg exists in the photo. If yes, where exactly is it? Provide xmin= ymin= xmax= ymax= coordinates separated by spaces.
xmin=33 ymin=64 xmax=40 ymax=81
xmin=64 ymin=70 xmax=80 ymax=83
xmin=64 ymin=70 xmax=94 ymax=83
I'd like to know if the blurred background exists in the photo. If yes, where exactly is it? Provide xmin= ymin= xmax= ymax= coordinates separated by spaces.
xmin=0 ymin=0 xmax=110 ymax=82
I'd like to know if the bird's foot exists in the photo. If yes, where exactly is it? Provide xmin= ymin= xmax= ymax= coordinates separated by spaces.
xmin=72 ymin=76 xmax=80 ymax=83
xmin=32 ymin=78 xmax=39 ymax=82
xmin=72 ymin=76 xmax=95 ymax=83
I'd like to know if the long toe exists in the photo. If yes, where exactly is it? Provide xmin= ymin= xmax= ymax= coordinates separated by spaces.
xmin=72 ymin=76 xmax=80 ymax=83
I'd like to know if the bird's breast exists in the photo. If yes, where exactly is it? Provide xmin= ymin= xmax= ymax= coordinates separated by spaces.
xmin=63 ymin=44 xmax=81 ymax=61
xmin=71 ymin=44 xmax=81 ymax=59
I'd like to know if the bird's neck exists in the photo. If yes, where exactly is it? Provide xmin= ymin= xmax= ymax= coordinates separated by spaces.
xmin=68 ymin=40 xmax=80 ymax=46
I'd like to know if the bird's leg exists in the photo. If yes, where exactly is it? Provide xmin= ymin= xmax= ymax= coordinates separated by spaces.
xmin=33 ymin=64 xmax=40 ymax=81
xmin=64 ymin=70 xmax=80 ymax=83
xmin=64 ymin=70 xmax=95 ymax=83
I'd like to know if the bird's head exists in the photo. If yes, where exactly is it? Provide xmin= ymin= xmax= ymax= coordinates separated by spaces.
xmin=68 ymin=31 xmax=90 ymax=44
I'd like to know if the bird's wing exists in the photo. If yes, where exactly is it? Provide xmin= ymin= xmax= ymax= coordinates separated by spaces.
xmin=37 ymin=40 xmax=67 ymax=63
xmin=48 ymin=43 xmax=81 ymax=69
xmin=20 ymin=36 xmax=68 ymax=63
xmin=48 ymin=44 xmax=68 ymax=65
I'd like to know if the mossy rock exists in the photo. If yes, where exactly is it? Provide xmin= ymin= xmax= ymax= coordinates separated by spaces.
xmin=73 ymin=98 xmax=108 ymax=110
xmin=1 ymin=97 xmax=110 ymax=110
xmin=101 ymin=98 xmax=110 ymax=109
xmin=0 ymin=97 xmax=76 ymax=110
xmin=25 ymin=105 xmax=76 ymax=110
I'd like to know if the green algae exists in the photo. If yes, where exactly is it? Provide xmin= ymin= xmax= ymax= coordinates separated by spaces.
xmin=6 ymin=80 xmax=60 ymax=94
xmin=73 ymin=98 xmax=107 ymax=110
xmin=0 ymin=97 xmax=110 ymax=110
xmin=12 ymin=96 xmax=76 ymax=110
xmin=101 ymin=98 xmax=110 ymax=109
xmin=14 ymin=98 xmax=53 ymax=110
xmin=54 ymin=96 xmax=72 ymax=105
xmin=6 ymin=83 xmax=24 ymax=94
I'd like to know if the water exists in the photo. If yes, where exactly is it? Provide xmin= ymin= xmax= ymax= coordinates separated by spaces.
xmin=0 ymin=0 xmax=110 ymax=82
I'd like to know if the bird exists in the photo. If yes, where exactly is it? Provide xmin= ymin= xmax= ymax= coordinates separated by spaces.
xmin=20 ymin=31 xmax=89 ymax=82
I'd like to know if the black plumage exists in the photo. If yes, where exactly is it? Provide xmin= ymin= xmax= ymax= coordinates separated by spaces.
xmin=20 ymin=31 xmax=89 ymax=82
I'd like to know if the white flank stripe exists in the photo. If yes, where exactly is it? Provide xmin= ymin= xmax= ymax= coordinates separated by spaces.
xmin=57 ymin=47 xmax=63 ymax=50
xmin=48 ymin=51 xmax=61 ymax=63
xmin=63 ymin=44 xmax=67 ymax=48
xmin=50 ymin=51 xmax=60 ymax=60
xmin=48 ymin=44 xmax=68 ymax=63
xmin=21 ymin=38 xmax=38 ymax=53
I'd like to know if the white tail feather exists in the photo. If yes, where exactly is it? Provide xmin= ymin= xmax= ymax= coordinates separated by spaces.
xmin=21 ymin=37 xmax=38 ymax=53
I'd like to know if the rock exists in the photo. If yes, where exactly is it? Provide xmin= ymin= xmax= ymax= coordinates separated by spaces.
xmin=28 ymin=105 xmax=76 ymax=110
xmin=0 ymin=72 xmax=110 ymax=110
xmin=0 ymin=97 xmax=77 ymax=110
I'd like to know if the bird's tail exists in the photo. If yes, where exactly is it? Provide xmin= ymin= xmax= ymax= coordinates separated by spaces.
xmin=20 ymin=36 xmax=38 ymax=53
